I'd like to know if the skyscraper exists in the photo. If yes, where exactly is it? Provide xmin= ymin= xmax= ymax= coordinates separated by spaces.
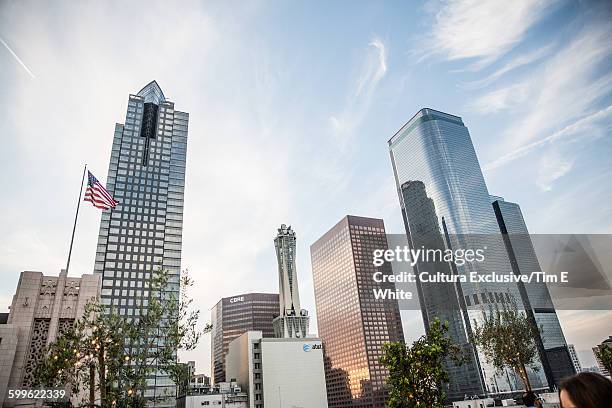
xmin=492 ymin=196 xmax=575 ymax=385
xmin=210 ymin=293 xmax=279 ymax=384
xmin=272 ymin=224 xmax=309 ymax=338
xmin=93 ymin=81 xmax=189 ymax=406
xmin=389 ymin=108 xmax=548 ymax=398
xmin=399 ymin=180 xmax=484 ymax=397
xmin=311 ymin=215 xmax=404 ymax=408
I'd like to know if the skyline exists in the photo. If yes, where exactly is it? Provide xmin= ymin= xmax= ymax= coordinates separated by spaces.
xmin=1 ymin=0 xmax=612 ymax=376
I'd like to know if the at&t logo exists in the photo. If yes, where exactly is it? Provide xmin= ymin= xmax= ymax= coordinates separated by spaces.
xmin=303 ymin=343 xmax=322 ymax=352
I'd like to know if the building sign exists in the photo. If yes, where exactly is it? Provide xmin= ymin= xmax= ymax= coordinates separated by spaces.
xmin=303 ymin=343 xmax=322 ymax=352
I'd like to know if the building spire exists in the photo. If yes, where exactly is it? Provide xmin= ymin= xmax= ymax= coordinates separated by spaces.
xmin=273 ymin=224 xmax=309 ymax=338
xmin=137 ymin=80 xmax=165 ymax=105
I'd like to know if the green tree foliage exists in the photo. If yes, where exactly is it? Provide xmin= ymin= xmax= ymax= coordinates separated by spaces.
xmin=470 ymin=295 xmax=541 ymax=392
xmin=35 ymin=268 xmax=210 ymax=408
xmin=380 ymin=318 xmax=464 ymax=408
xmin=595 ymin=342 xmax=612 ymax=375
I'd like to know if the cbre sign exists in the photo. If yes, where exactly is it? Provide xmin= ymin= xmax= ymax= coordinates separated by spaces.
xmin=229 ymin=296 xmax=244 ymax=303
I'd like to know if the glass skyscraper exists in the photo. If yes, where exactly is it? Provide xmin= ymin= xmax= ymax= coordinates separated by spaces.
xmin=389 ymin=108 xmax=548 ymax=398
xmin=311 ymin=215 xmax=404 ymax=408
xmin=492 ymin=197 xmax=575 ymax=385
xmin=93 ymin=81 xmax=189 ymax=406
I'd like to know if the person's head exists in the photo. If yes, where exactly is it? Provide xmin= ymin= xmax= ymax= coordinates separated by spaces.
xmin=559 ymin=372 xmax=612 ymax=408
xmin=522 ymin=391 xmax=537 ymax=407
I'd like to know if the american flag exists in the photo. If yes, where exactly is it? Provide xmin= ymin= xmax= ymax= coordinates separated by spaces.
xmin=84 ymin=171 xmax=119 ymax=210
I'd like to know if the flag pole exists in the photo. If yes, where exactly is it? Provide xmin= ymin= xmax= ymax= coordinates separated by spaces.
xmin=66 ymin=164 xmax=87 ymax=274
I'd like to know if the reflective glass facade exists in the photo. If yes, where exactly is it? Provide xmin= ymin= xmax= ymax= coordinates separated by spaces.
xmin=210 ymin=293 xmax=279 ymax=385
xmin=492 ymin=198 xmax=575 ymax=385
xmin=311 ymin=216 xmax=404 ymax=408
xmin=93 ymin=81 xmax=188 ymax=406
xmin=389 ymin=109 xmax=548 ymax=397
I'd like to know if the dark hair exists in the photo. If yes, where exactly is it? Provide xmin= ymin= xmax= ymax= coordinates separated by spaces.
xmin=559 ymin=372 xmax=612 ymax=408
xmin=523 ymin=391 xmax=537 ymax=406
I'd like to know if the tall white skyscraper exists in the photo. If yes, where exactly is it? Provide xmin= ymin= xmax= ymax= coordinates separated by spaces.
xmin=93 ymin=81 xmax=189 ymax=406
xmin=272 ymin=224 xmax=309 ymax=338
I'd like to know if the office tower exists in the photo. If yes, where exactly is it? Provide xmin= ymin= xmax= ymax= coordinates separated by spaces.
xmin=92 ymin=81 xmax=189 ymax=405
xmin=492 ymin=197 xmax=575 ymax=384
xmin=311 ymin=215 xmax=404 ymax=408
xmin=389 ymin=108 xmax=548 ymax=398
xmin=593 ymin=336 xmax=612 ymax=378
xmin=210 ymin=293 xmax=279 ymax=384
xmin=400 ymin=180 xmax=484 ymax=398
xmin=567 ymin=345 xmax=582 ymax=373
xmin=272 ymin=224 xmax=310 ymax=338
xmin=1 ymin=270 xmax=100 ymax=407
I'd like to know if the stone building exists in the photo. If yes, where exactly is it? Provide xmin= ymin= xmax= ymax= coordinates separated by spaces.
xmin=0 ymin=269 xmax=100 ymax=406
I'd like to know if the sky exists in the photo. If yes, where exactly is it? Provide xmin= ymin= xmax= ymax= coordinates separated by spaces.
xmin=1 ymin=0 xmax=611 ymax=374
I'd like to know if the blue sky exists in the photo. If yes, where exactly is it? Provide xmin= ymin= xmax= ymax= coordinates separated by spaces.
xmin=1 ymin=0 xmax=611 ymax=373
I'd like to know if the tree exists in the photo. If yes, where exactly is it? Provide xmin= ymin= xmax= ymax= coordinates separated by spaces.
xmin=380 ymin=318 xmax=464 ymax=408
xmin=470 ymin=295 xmax=541 ymax=392
xmin=594 ymin=342 xmax=612 ymax=375
xmin=36 ymin=268 xmax=210 ymax=408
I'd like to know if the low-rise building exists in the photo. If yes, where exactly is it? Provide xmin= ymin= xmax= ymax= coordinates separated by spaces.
xmin=189 ymin=373 xmax=211 ymax=395
xmin=226 ymin=330 xmax=328 ymax=408
xmin=177 ymin=380 xmax=247 ymax=408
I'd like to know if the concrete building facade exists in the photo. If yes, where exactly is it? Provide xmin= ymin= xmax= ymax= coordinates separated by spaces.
xmin=1 ymin=269 xmax=100 ymax=406
xmin=272 ymin=224 xmax=310 ymax=339
xmin=226 ymin=331 xmax=328 ymax=408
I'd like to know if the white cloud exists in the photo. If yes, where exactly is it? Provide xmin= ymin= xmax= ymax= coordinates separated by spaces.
xmin=536 ymin=150 xmax=574 ymax=191
xmin=329 ymin=36 xmax=388 ymax=143
xmin=481 ymin=10 xmax=612 ymax=195
xmin=425 ymin=0 xmax=559 ymax=68
xmin=356 ymin=37 xmax=388 ymax=97
xmin=501 ymin=22 xmax=612 ymax=149
xmin=462 ymin=44 xmax=554 ymax=89
xmin=484 ymin=105 xmax=612 ymax=171
xmin=468 ymin=82 xmax=530 ymax=114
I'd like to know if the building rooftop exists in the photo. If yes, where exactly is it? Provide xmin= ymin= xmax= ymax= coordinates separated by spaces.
xmin=137 ymin=80 xmax=165 ymax=104
xmin=388 ymin=108 xmax=464 ymax=147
